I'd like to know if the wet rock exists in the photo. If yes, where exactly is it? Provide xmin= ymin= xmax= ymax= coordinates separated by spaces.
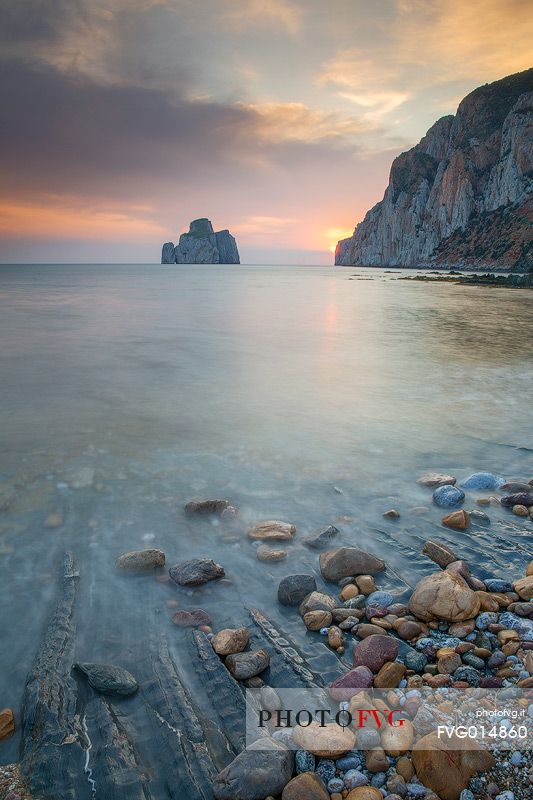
xmin=422 ymin=540 xmax=459 ymax=568
xmin=442 ymin=510 xmax=470 ymax=530
xmin=328 ymin=626 xmax=344 ymax=650
xmin=409 ymin=570 xmax=481 ymax=622
xmin=304 ymin=610 xmax=333 ymax=630
xmin=304 ymin=525 xmax=340 ymax=549
xmin=383 ymin=509 xmax=400 ymax=519
xmin=169 ymin=558 xmax=225 ymax=586
xmin=278 ymin=574 xmax=316 ymax=606
xmin=116 ymin=548 xmax=165 ymax=570
xmin=449 ymin=620 xmax=476 ymax=638
xmin=225 ymin=649 xmax=270 ymax=680
xmin=211 ymin=626 xmax=249 ymax=656
xmin=346 ymin=789 xmax=383 ymax=800
xmin=299 ymin=591 xmax=337 ymax=616
xmin=366 ymin=590 xmax=393 ymax=609
xmin=282 ymin=772 xmax=329 ymax=800
xmin=73 ymin=663 xmax=138 ymax=696
xmin=352 ymin=634 xmax=398 ymax=672
xmin=295 ymin=748 xmax=315 ymax=773
xmin=381 ymin=718 xmax=414 ymax=754
xmin=172 ymin=608 xmax=212 ymax=627
xmin=256 ymin=545 xmax=287 ymax=562
xmin=333 ymin=607 xmax=364 ymax=622
xmin=212 ymin=738 xmax=294 ymax=800
xmin=512 ymin=504 xmax=529 ymax=516
xmin=248 ymin=521 xmax=296 ymax=540
xmin=340 ymin=584 xmax=360 ymax=601
xmin=469 ymin=509 xmax=490 ymax=525
xmin=319 ymin=547 xmax=385 ymax=582
xmin=374 ymin=661 xmax=405 ymax=688
xmin=527 ymin=560 xmax=533 ymax=576
xmin=433 ymin=485 xmax=465 ymax=508
xmin=411 ymin=732 xmax=495 ymax=800
xmin=418 ymin=473 xmax=456 ymax=488
xmin=355 ymin=623 xmax=387 ymax=638
xmin=0 ymin=709 xmax=14 ymax=740
xmin=501 ymin=492 xmax=533 ymax=507
xmin=460 ymin=473 xmax=504 ymax=490
xmin=292 ymin=721 xmax=356 ymax=757
xmin=356 ymin=575 xmax=377 ymax=595
xmin=329 ymin=666 xmax=374 ymax=699
xmin=395 ymin=620 xmax=422 ymax=640
xmin=185 ymin=498 xmax=231 ymax=515
xmin=365 ymin=747 xmax=389 ymax=772
xmin=501 ymin=482 xmax=532 ymax=492
xmin=513 ymin=576 xmax=533 ymax=600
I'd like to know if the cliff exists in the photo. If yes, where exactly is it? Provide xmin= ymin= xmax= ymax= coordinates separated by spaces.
xmin=161 ymin=218 xmax=240 ymax=264
xmin=336 ymin=68 xmax=533 ymax=269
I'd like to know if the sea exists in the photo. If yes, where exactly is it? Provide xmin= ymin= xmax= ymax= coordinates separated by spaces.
xmin=0 ymin=263 xmax=531 ymax=764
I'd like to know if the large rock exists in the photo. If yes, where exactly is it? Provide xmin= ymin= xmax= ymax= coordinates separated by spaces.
xmin=500 ymin=492 xmax=533 ymax=507
xmin=335 ymin=70 xmax=533 ymax=271
xmin=352 ymin=634 xmax=398 ymax=672
xmin=162 ymin=218 xmax=240 ymax=265
xmin=409 ymin=570 xmax=481 ymax=622
xmin=213 ymin=739 xmax=293 ymax=800
xmin=346 ymin=789 xmax=383 ymax=800
xmin=442 ymin=510 xmax=470 ymax=530
xmin=115 ymin=549 xmax=165 ymax=570
xmin=329 ymin=666 xmax=374 ymax=699
xmin=211 ymin=627 xmax=249 ymax=656
xmin=411 ymin=732 xmax=495 ymax=800
xmin=169 ymin=558 xmax=225 ymax=586
xmin=292 ymin=721 xmax=356 ymax=757
xmin=248 ymin=521 xmax=296 ymax=541
xmin=433 ymin=485 xmax=465 ymax=508
xmin=282 ymin=773 xmax=329 ymax=800
xmin=171 ymin=609 xmax=212 ymax=627
xmin=185 ymin=498 xmax=231 ymax=515
xmin=73 ymin=663 xmax=138 ymax=697
xmin=225 ymin=649 xmax=270 ymax=680
xmin=460 ymin=472 xmax=504 ymax=490
xmin=278 ymin=574 xmax=317 ymax=606
xmin=319 ymin=547 xmax=385 ymax=582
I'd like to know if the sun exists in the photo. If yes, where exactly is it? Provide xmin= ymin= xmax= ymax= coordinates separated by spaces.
xmin=324 ymin=227 xmax=353 ymax=254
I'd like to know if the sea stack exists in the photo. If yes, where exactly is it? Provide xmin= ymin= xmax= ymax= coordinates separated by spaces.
xmin=161 ymin=218 xmax=240 ymax=264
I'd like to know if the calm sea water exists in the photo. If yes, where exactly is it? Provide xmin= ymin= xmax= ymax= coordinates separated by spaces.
xmin=0 ymin=263 xmax=532 ymax=762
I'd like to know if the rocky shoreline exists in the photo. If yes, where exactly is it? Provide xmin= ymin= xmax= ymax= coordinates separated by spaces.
xmin=1 ymin=472 xmax=532 ymax=800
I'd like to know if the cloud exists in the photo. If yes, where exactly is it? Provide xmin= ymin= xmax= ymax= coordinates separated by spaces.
xmin=0 ymin=196 xmax=164 ymax=240
xmin=219 ymin=0 xmax=302 ymax=34
xmin=236 ymin=101 xmax=376 ymax=145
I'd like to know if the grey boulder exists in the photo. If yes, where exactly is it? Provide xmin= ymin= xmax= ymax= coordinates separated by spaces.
xmin=169 ymin=558 xmax=225 ymax=586
xmin=277 ymin=574 xmax=317 ymax=606
xmin=319 ymin=547 xmax=385 ymax=582
xmin=213 ymin=739 xmax=293 ymax=800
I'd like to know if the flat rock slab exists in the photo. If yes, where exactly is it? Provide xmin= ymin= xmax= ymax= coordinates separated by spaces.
xmin=417 ymin=473 xmax=456 ymax=487
xmin=248 ymin=521 xmax=296 ymax=541
xmin=169 ymin=558 xmax=225 ymax=586
xmin=73 ymin=663 xmax=138 ymax=697
xmin=319 ymin=547 xmax=385 ymax=582
xmin=116 ymin=549 xmax=165 ymax=570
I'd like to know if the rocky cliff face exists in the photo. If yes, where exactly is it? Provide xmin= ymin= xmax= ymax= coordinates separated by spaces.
xmin=336 ymin=69 xmax=533 ymax=269
xmin=161 ymin=218 xmax=240 ymax=264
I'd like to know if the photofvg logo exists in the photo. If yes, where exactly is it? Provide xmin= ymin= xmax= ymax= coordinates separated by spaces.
xmin=245 ymin=687 xmax=533 ymax=753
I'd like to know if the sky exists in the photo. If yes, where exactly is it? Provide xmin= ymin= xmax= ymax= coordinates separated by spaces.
xmin=0 ymin=0 xmax=531 ymax=265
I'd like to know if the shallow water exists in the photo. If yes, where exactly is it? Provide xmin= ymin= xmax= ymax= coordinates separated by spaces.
xmin=0 ymin=263 xmax=532 ymax=765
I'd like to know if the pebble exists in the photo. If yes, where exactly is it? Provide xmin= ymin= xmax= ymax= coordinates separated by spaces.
xmin=343 ymin=770 xmax=369 ymax=789
xmin=295 ymin=749 xmax=315 ymax=773
xmin=316 ymin=758 xmax=336 ymax=782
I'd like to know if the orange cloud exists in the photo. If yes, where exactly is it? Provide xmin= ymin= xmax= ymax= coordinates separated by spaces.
xmin=0 ymin=197 xmax=165 ymax=240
